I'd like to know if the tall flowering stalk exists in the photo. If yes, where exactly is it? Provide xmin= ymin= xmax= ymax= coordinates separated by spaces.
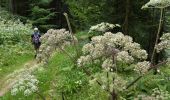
xmin=126 ymin=1 xmax=170 ymax=99
xmin=151 ymin=8 xmax=164 ymax=65
xmin=125 ymin=0 xmax=170 ymax=90
xmin=142 ymin=0 xmax=170 ymax=65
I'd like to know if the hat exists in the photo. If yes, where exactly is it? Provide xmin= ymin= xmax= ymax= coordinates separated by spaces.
xmin=34 ymin=28 xmax=38 ymax=31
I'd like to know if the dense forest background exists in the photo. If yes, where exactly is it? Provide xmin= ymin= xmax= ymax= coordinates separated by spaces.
xmin=1 ymin=0 xmax=170 ymax=99
xmin=0 ymin=0 xmax=170 ymax=62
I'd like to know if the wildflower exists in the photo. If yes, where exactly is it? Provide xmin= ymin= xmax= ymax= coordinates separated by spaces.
xmin=131 ymin=50 xmax=148 ymax=60
xmin=82 ymin=43 xmax=94 ymax=54
xmin=19 ymin=86 xmax=25 ymax=91
xmin=101 ymin=85 xmax=107 ymax=90
xmin=78 ymin=31 xmax=149 ymax=72
xmin=11 ymin=73 xmax=39 ymax=96
xmin=92 ymin=44 xmax=105 ymax=58
xmin=142 ymin=0 xmax=170 ymax=9
xmin=134 ymin=61 xmax=150 ymax=75
xmin=113 ymin=76 xmax=127 ymax=92
xmin=89 ymin=22 xmax=121 ymax=33
xmin=102 ymin=58 xmax=114 ymax=71
xmin=77 ymin=55 xmax=92 ymax=67
xmin=156 ymin=33 xmax=170 ymax=53
xmin=24 ymin=89 xmax=32 ymax=96
xmin=36 ymin=28 xmax=76 ymax=63
xmin=11 ymin=88 xmax=18 ymax=96
xmin=116 ymin=51 xmax=134 ymax=64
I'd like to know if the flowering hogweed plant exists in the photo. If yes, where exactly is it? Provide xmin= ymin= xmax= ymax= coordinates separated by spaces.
xmin=77 ymin=31 xmax=152 ymax=97
xmin=142 ymin=0 xmax=170 ymax=9
xmin=77 ymin=32 xmax=149 ymax=74
xmin=36 ymin=29 xmax=77 ymax=63
xmin=11 ymin=73 xmax=39 ymax=96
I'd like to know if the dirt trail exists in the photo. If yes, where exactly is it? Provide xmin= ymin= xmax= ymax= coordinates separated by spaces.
xmin=0 ymin=60 xmax=42 ymax=97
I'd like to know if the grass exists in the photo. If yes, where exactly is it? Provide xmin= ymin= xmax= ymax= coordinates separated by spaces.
xmin=0 ymin=54 xmax=34 ymax=80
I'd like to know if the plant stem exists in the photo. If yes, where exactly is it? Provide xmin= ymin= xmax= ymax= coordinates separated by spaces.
xmin=111 ymin=90 xmax=117 ymax=100
xmin=151 ymin=8 xmax=164 ymax=64
xmin=58 ymin=46 xmax=75 ymax=63
xmin=126 ymin=60 xmax=167 ymax=89
xmin=63 ymin=12 xmax=79 ymax=57
xmin=81 ymin=67 xmax=111 ymax=94
xmin=107 ymin=72 xmax=110 ymax=92
xmin=62 ymin=92 xmax=65 ymax=100
xmin=35 ymin=91 xmax=46 ymax=100
xmin=124 ymin=0 xmax=130 ymax=35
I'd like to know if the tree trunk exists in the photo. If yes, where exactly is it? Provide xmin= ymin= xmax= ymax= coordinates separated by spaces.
xmin=124 ymin=0 xmax=130 ymax=35
xmin=8 ymin=0 xmax=14 ymax=13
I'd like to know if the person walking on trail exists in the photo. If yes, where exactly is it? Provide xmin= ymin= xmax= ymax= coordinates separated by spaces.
xmin=31 ymin=28 xmax=41 ymax=58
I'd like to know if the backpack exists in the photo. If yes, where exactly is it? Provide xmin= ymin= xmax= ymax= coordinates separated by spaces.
xmin=33 ymin=33 xmax=40 ymax=44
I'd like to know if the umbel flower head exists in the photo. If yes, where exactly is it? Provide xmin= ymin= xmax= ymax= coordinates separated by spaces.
xmin=77 ymin=32 xmax=148 ymax=75
xmin=142 ymin=0 xmax=170 ymax=9
xmin=134 ymin=61 xmax=151 ymax=75
xmin=89 ymin=22 xmax=121 ymax=33
xmin=11 ymin=73 xmax=39 ymax=96
xmin=36 ymin=28 xmax=77 ymax=63
xmin=156 ymin=33 xmax=170 ymax=53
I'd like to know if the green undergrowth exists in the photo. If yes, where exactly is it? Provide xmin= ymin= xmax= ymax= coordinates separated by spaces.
xmin=0 ymin=53 xmax=33 ymax=80
xmin=2 ymin=46 xmax=108 ymax=100
xmin=0 ymin=44 xmax=34 ymax=80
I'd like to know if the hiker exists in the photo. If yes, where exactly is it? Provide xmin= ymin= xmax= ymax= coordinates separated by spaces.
xmin=31 ymin=27 xmax=41 ymax=58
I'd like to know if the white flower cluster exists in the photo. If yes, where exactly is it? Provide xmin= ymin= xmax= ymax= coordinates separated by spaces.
xmin=116 ymin=51 xmax=134 ymax=64
xmin=75 ymin=80 xmax=82 ymax=85
xmin=78 ymin=32 xmax=148 ymax=70
xmin=142 ymin=0 xmax=170 ymax=9
xmin=37 ymin=29 xmax=77 ymax=63
xmin=102 ymin=58 xmax=115 ymax=71
xmin=11 ymin=73 xmax=39 ymax=96
xmin=77 ymin=55 xmax=92 ymax=67
xmin=134 ymin=61 xmax=151 ymax=75
xmin=0 ymin=16 xmax=32 ymax=44
xmin=112 ymin=76 xmax=127 ymax=92
xmin=89 ymin=22 xmax=121 ymax=33
xmin=136 ymin=88 xmax=170 ymax=100
xmin=151 ymin=88 xmax=170 ymax=99
xmin=156 ymin=33 xmax=170 ymax=53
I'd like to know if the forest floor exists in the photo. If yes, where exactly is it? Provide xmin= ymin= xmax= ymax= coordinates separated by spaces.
xmin=0 ymin=60 xmax=42 ymax=97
